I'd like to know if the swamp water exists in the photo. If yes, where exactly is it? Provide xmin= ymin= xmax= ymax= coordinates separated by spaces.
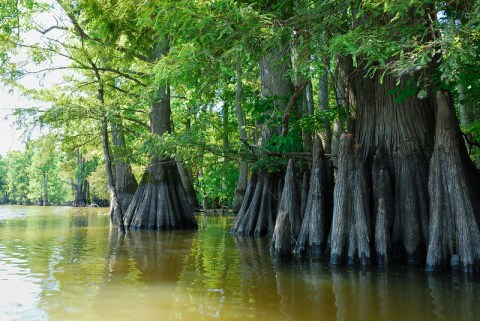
xmin=0 ymin=205 xmax=479 ymax=321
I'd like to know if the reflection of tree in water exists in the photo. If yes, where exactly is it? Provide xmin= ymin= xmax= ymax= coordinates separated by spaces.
xmin=69 ymin=211 xmax=89 ymax=228
xmin=428 ymin=274 xmax=480 ymax=321
xmin=234 ymin=236 xmax=280 ymax=320
xmin=94 ymin=228 xmax=195 ymax=321
xmin=295 ymin=261 xmax=336 ymax=320
xmin=106 ymin=228 xmax=195 ymax=282
xmin=330 ymin=267 xmax=440 ymax=321
xmin=274 ymin=263 xmax=309 ymax=320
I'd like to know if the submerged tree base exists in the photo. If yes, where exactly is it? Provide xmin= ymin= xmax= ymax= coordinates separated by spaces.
xmin=426 ymin=91 xmax=480 ymax=273
xmin=270 ymin=160 xmax=301 ymax=260
xmin=231 ymin=171 xmax=282 ymax=236
xmin=294 ymin=135 xmax=331 ymax=258
xmin=330 ymin=134 xmax=371 ymax=266
xmin=123 ymin=158 xmax=197 ymax=230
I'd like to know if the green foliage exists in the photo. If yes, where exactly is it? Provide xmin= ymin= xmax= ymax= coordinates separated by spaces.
xmin=27 ymin=135 xmax=69 ymax=204
xmin=196 ymin=161 xmax=238 ymax=208
xmin=5 ymin=149 xmax=33 ymax=204
xmin=0 ymin=156 xmax=8 ymax=202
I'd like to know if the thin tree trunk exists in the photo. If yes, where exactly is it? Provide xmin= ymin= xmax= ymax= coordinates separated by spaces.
xmin=42 ymin=171 xmax=49 ymax=206
xmin=233 ymin=65 xmax=249 ymax=213
xmin=111 ymin=120 xmax=138 ymax=219
xmin=319 ymin=58 xmax=332 ymax=154
xmin=458 ymin=83 xmax=480 ymax=166
xmin=102 ymin=115 xmax=125 ymax=231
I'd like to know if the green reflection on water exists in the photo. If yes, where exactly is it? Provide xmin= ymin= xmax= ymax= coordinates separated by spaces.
xmin=1 ymin=206 xmax=480 ymax=321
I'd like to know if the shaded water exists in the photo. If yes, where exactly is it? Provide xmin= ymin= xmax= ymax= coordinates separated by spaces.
xmin=1 ymin=206 xmax=479 ymax=321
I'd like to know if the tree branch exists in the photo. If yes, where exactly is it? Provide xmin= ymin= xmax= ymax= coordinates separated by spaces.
xmin=281 ymin=81 xmax=309 ymax=137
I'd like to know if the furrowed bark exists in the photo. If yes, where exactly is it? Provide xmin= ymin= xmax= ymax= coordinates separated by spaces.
xmin=176 ymin=155 xmax=199 ymax=210
xmin=372 ymin=150 xmax=393 ymax=264
xmin=338 ymin=50 xmax=434 ymax=264
xmin=426 ymin=91 xmax=480 ymax=272
xmin=294 ymin=134 xmax=331 ymax=257
xmin=330 ymin=134 xmax=371 ymax=265
xmin=271 ymin=160 xmax=301 ymax=259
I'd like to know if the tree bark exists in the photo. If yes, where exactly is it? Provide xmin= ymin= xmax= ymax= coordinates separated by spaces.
xmin=458 ymin=83 xmax=480 ymax=166
xmin=294 ymin=134 xmax=331 ymax=257
xmin=330 ymin=134 xmax=371 ymax=265
xmin=271 ymin=159 xmax=302 ymax=259
xmin=102 ymin=115 xmax=125 ymax=231
xmin=426 ymin=91 xmax=480 ymax=272
xmin=42 ymin=171 xmax=49 ymax=206
xmin=372 ymin=150 xmax=394 ymax=264
xmin=176 ymin=155 xmax=200 ymax=210
xmin=73 ymin=150 xmax=89 ymax=207
xmin=338 ymin=53 xmax=434 ymax=264
xmin=319 ymin=58 xmax=332 ymax=154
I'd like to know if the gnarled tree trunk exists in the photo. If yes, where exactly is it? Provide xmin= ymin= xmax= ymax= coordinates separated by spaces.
xmin=371 ymin=150 xmax=394 ymax=265
xmin=335 ymin=53 xmax=434 ymax=264
xmin=426 ymin=91 xmax=480 ymax=272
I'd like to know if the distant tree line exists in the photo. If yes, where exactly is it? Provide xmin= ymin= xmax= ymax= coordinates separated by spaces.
xmin=0 ymin=134 xmax=109 ymax=206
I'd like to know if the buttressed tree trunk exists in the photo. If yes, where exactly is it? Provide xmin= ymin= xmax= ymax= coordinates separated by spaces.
xmin=123 ymin=39 xmax=197 ymax=230
xmin=271 ymin=159 xmax=301 ymax=259
xmin=231 ymin=45 xmax=294 ymax=236
xmin=176 ymin=156 xmax=199 ymax=211
xmin=330 ymin=134 xmax=371 ymax=265
xmin=426 ymin=91 xmax=480 ymax=272
xmin=294 ymin=134 xmax=331 ymax=257
xmin=329 ymin=54 xmax=435 ymax=265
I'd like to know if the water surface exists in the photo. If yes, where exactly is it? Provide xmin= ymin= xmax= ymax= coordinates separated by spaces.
xmin=1 ymin=206 xmax=479 ymax=320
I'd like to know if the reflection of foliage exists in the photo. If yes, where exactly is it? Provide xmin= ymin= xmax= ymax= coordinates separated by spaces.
xmin=175 ymin=217 xmax=243 ymax=319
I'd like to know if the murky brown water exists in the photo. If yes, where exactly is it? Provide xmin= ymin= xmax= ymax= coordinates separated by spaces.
xmin=1 ymin=206 xmax=479 ymax=321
